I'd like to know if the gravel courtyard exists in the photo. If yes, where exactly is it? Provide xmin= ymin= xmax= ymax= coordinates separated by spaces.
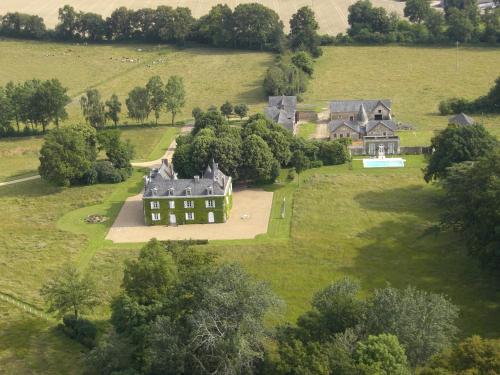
xmin=106 ymin=188 xmax=274 ymax=243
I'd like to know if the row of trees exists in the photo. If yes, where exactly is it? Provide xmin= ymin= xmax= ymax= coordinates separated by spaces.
xmin=172 ymin=110 xmax=350 ymax=183
xmin=40 ymin=240 xmax=500 ymax=374
xmin=0 ymin=78 xmax=69 ymax=136
xmin=439 ymin=75 xmax=500 ymax=115
xmin=332 ymin=0 xmax=500 ymax=44
xmin=0 ymin=3 xmax=285 ymax=51
xmin=39 ymin=124 xmax=134 ymax=186
xmin=78 ymin=75 xmax=186 ymax=130
xmin=424 ymin=123 xmax=499 ymax=271
xmin=264 ymin=6 xmax=322 ymax=97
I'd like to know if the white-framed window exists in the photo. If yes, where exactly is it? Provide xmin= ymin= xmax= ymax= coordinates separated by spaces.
xmin=205 ymin=200 xmax=215 ymax=208
xmin=184 ymin=200 xmax=194 ymax=208
xmin=152 ymin=213 xmax=161 ymax=221
xmin=185 ymin=212 xmax=195 ymax=221
xmin=150 ymin=201 xmax=160 ymax=209
xmin=186 ymin=187 xmax=192 ymax=196
xmin=169 ymin=200 xmax=175 ymax=209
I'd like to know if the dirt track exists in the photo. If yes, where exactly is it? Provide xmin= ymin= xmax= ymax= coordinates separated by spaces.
xmin=0 ymin=0 xmax=405 ymax=35
xmin=106 ymin=188 xmax=274 ymax=242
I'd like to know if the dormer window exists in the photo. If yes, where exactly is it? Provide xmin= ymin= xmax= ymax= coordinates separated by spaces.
xmin=186 ymin=187 xmax=192 ymax=196
xmin=168 ymin=188 xmax=174 ymax=196
xmin=207 ymin=186 xmax=213 ymax=195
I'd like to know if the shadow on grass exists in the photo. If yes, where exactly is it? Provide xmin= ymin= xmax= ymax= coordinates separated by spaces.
xmin=0 ymin=179 xmax=62 ymax=198
xmin=344 ymin=217 xmax=500 ymax=337
xmin=353 ymin=184 xmax=442 ymax=216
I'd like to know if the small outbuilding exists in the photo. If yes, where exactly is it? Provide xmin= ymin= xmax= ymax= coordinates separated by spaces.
xmin=265 ymin=96 xmax=298 ymax=133
xmin=448 ymin=113 xmax=475 ymax=127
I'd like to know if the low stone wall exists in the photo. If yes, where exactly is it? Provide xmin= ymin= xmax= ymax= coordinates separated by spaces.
xmin=349 ymin=146 xmax=431 ymax=156
xmin=400 ymin=146 xmax=431 ymax=155
xmin=297 ymin=111 xmax=318 ymax=122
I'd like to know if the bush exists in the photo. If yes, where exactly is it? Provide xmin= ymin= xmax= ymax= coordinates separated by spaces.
xmin=94 ymin=160 xmax=123 ymax=183
xmin=438 ymin=97 xmax=471 ymax=115
xmin=287 ymin=169 xmax=296 ymax=181
xmin=318 ymin=141 xmax=350 ymax=165
xmin=61 ymin=315 xmax=97 ymax=348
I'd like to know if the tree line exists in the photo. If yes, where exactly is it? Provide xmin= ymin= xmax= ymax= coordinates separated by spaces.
xmin=439 ymin=75 xmax=500 ymax=115
xmin=172 ymin=109 xmax=350 ymax=183
xmin=0 ymin=3 xmax=287 ymax=51
xmin=2 ymin=1 xmax=499 ymax=49
xmin=326 ymin=0 xmax=500 ymax=44
xmin=40 ymin=240 xmax=500 ymax=374
xmin=424 ymin=123 xmax=499 ymax=272
xmin=0 ymin=78 xmax=70 ymax=136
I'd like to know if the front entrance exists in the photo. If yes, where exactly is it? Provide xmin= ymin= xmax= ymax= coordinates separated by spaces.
xmin=169 ymin=214 xmax=176 ymax=225
xmin=208 ymin=212 xmax=215 ymax=223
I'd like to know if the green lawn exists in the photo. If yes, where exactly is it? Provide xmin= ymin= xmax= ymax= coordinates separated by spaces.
xmin=307 ymin=45 xmax=500 ymax=145
xmin=0 ymin=39 xmax=272 ymax=127
xmin=297 ymin=122 xmax=317 ymax=139
xmin=208 ymin=157 xmax=500 ymax=337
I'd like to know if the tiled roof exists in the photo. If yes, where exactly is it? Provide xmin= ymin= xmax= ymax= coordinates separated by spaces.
xmin=265 ymin=96 xmax=297 ymax=131
xmin=329 ymin=120 xmax=361 ymax=133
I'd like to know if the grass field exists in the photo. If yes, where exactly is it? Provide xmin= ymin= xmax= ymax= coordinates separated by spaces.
xmin=297 ymin=122 xmax=317 ymax=139
xmin=307 ymin=45 xmax=500 ymax=145
xmin=0 ymin=0 xmax=405 ymax=36
xmin=0 ymin=39 xmax=273 ymax=126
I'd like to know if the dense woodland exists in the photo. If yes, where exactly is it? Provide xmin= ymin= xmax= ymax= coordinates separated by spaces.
xmin=0 ymin=0 xmax=499 ymax=47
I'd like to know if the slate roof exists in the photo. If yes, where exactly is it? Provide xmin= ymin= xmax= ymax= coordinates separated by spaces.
xmin=265 ymin=96 xmax=297 ymax=132
xmin=143 ymin=160 xmax=229 ymax=198
xmin=366 ymin=120 xmax=398 ymax=133
xmin=448 ymin=113 xmax=475 ymax=126
xmin=329 ymin=120 xmax=361 ymax=133
xmin=330 ymin=99 xmax=392 ymax=113
xmin=329 ymin=119 xmax=397 ymax=134
xmin=268 ymin=96 xmax=297 ymax=109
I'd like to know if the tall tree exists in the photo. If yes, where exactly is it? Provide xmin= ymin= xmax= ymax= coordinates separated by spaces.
xmin=289 ymin=6 xmax=323 ymax=57
xmin=80 ymin=89 xmax=106 ymax=129
xmin=220 ymin=100 xmax=233 ymax=118
xmin=40 ymin=264 xmax=100 ymax=319
xmin=355 ymin=334 xmax=411 ymax=375
xmin=55 ymin=5 xmax=79 ymax=39
xmin=418 ymin=335 xmax=500 ymax=374
xmin=105 ymin=94 xmax=121 ymax=127
xmin=0 ymin=87 xmax=14 ymax=134
xmin=424 ymin=124 xmax=497 ymax=182
xmin=126 ymin=86 xmax=150 ymax=124
xmin=404 ymin=0 xmax=431 ymax=23
xmin=234 ymin=103 xmax=249 ymax=119
xmin=164 ymin=75 xmax=186 ymax=126
xmin=146 ymin=76 xmax=166 ymax=124
xmin=39 ymin=125 xmax=97 ymax=186
xmin=365 ymin=285 xmax=459 ymax=367
xmin=440 ymin=151 xmax=500 ymax=270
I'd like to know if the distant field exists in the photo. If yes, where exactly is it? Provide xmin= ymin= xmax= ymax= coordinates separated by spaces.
xmin=0 ymin=39 xmax=273 ymax=126
xmin=308 ymin=45 xmax=500 ymax=145
xmin=0 ymin=0 xmax=405 ymax=35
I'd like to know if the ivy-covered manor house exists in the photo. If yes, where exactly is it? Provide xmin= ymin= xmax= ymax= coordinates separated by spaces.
xmin=143 ymin=160 xmax=233 ymax=226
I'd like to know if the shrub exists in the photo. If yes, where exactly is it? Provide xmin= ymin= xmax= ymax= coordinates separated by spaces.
xmin=287 ymin=169 xmax=296 ymax=181
xmin=95 ymin=160 xmax=123 ymax=183
xmin=61 ymin=315 xmax=97 ymax=348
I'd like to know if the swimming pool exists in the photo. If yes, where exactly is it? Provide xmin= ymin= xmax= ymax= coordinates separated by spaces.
xmin=363 ymin=158 xmax=406 ymax=168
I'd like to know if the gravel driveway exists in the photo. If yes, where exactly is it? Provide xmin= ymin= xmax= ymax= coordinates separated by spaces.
xmin=106 ymin=188 xmax=274 ymax=243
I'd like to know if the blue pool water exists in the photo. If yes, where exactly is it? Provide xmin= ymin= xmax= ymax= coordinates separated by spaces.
xmin=363 ymin=158 xmax=405 ymax=168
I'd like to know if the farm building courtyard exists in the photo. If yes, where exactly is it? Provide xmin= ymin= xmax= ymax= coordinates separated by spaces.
xmin=106 ymin=188 xmax=274 ymax=242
